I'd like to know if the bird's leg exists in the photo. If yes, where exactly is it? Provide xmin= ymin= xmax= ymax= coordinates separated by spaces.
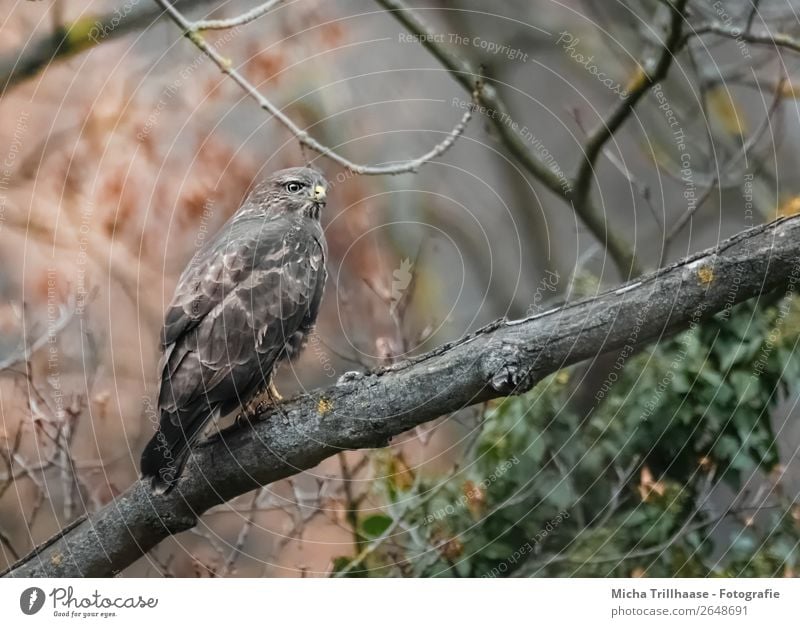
xmin=240 ymin=379 xmax=283 ymax=418
xmin=267 ymin=379 xmax=284 ymax=403
xmin=236 ymin=387 xmax=270 ymax=428
xmin=267 ymin=379 xmax=291 ymax=425
xmin=236 ymin=378 xmax=290 ymax=427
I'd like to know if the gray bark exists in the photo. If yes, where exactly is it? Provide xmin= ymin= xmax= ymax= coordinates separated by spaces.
xmin=4 ymin=216 xmax=800 ymax=577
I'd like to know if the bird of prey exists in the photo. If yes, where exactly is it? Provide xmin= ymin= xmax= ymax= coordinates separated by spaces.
xmin=140 ymin=167 xmax=328 ymax=493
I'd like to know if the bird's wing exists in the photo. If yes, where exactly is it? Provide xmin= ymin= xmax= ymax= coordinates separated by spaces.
xmin=158 ymin=216 xmax=325 ymax=417
xmin=160 ymin=218 xmax=256 ymax=349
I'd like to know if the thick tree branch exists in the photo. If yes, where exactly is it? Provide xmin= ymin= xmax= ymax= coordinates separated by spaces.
xmin=4 ymin=216 xmax=800 ymax=577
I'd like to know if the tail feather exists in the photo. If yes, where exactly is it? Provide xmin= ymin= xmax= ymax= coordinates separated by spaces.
xmin=140 ymin=408 xmax=218 ymax=494
xmin=139 ymin=431 xmax=191 ymax=495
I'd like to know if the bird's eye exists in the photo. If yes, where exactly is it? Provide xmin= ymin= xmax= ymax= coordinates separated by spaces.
xmin=285 ymin=181 xmax=303 ymax=193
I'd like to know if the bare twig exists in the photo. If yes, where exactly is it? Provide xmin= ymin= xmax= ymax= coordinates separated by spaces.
xmin=693 ymin=23 xmax=800 ymax=54
xmin=337 ymin=454 xmax=366 ymax=554
xmin=220 ymin=487 xmax=265 ymax=576
xmin=193 ymin=0 xmax=284 ymax=31
xmin=571 ymin=0 xmax=689 ymax=274
xmin=0 ymin=298 xmax=74 ymax=372
xmin=0 ymin=526 xmax=19 ymax=562
xmin=154 ymin=0 xmax=474 ymax=175
xmin=0 ymin=427 xmax=24 ymax=501
xmin=594 ymin=456 xmax=642 ymax=530
xmin=571 ymin=108 xmax=661 ymax=232
xmin=746 ymin=0 xmax=763 ymax=35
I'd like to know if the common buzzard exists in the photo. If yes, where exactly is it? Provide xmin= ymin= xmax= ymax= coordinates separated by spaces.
xmin=140 ymin=167 xmax=329 ymax=493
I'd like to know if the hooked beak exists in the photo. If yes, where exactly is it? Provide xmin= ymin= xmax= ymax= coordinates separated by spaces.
xmin=312 ymin=185 xmax=327 ymax=203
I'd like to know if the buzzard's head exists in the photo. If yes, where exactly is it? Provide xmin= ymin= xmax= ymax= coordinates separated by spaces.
xmin=251 ymin=167 xmax=328 ymax=220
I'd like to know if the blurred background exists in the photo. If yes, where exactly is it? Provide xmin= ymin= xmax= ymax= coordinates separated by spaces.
xmin=1 ymin=0 xmax=800 ymax=577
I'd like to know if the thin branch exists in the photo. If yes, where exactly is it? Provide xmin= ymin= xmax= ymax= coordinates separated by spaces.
xmin=745 ymin=0 xmax=763 ymax=35
xmin=0 ymin=297 xmax=74 ymax=372
xmin=219 ymin=487 xmax=265 ymax=576
xmin=337 ymin=454 xmax=366 ymax=555
xmin=193 ymin=0 xmax=284 ymax=31
xmin=0 ymin=526 xmax=19 ymax=562
xmin=693 ymin=23 xmax=800 ymax=54
xmin=154 ymin=0 xmax=474 ymax=175
xmin=571 ymin=108 xmax=662 ymax=235
xmin=571 ymin=0 xmax=689 ymax=274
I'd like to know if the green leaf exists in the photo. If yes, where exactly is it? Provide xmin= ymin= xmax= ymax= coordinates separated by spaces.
xmin=360 ymin=514 xmax=393 ymax=539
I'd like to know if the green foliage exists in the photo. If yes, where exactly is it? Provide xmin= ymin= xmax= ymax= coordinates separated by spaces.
xmin=360 ymin=515 xmax=393 ymax=539
xmin=341 ymin=294 xmax=800 ymax=577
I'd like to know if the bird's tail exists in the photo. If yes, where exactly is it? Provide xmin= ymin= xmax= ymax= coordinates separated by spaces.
xmin=140 ymin=409 xmax=218 ymax=494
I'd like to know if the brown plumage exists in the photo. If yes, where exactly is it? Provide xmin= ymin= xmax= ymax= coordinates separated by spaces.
xmin=140 ymin=167 xmax=328 ymax=493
